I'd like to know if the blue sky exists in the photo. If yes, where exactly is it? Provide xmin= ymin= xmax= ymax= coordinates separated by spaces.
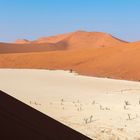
xmin=0 ymin=0 xmax=140 ymax=42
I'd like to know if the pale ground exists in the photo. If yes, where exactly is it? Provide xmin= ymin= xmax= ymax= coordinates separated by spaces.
xmin=1 ymin=69 xmax=140 ymax=140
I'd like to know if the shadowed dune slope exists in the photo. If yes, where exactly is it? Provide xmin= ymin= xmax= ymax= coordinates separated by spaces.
xmin=0 ymin=90 xmax=91 ymax=140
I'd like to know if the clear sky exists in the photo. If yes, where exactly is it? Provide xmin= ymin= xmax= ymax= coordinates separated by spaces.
xmin=0 ymin=0 xmax=140 ymax=42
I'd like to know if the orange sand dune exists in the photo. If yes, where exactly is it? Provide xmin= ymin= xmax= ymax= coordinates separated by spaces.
xmin=32 ymin=31 xmax=128 ymax=49
xmin=0 ymin=43 xmax=140 ymax=81
xmin=1 ymin=31 xmax=128 ymax=53
xmin=0 ymin=31 xmax=140 ymax=81
xmin=55 ymin=31 xmax=128 ymax=49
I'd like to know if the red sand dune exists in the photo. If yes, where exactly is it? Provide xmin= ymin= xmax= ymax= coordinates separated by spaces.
xmin=0 ymin=31 xmax=140 ymax=81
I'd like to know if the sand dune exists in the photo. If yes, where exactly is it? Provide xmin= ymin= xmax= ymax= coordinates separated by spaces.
xmin=0 ymin=31 xmax=129 ymax=54
xmin=55 ymin=31 xmax=128 ymax=49
xmin=3 ymin=31 xmax=128 ymax=54
xmin=1 ymin=69 xmax=140 ymax=140
xmin=0 ymin=43 xmax=140 ymax=80
xmin=0 ymin=31 xmax=140 ymax=81
xmin=14 ymin=31 xmax=128 ymax=48
xmin=0 ymin=90 xmax=90 ymax=140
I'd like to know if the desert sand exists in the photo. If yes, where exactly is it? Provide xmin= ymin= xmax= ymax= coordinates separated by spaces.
xmin=0 ymin=31 xmax=140 ymax=81
xmin=1 ymin=69 xmax=140 ymax=139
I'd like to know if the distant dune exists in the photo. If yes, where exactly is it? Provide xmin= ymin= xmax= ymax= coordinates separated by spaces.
xmin=0 ymin=31 xmax=140 ymax=81
xmin=15 ymin=39 xmax=30 ymax=44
